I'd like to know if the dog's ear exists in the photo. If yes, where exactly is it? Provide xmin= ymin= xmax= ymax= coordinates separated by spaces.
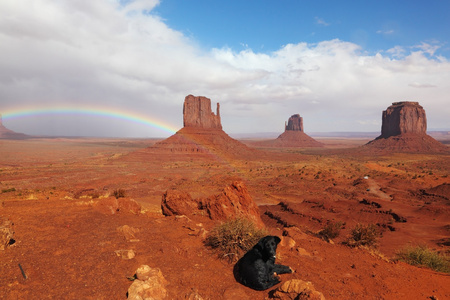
xmin=274 ymin=236 xmax=281 ymax=245
xmin=256 ymin=236 xmax=269 ymax=247
xmin=253 ymin=236 xmax=268 ymax=253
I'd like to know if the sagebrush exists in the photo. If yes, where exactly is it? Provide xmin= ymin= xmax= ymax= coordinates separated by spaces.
xmin=345 ymin=223 xmax=379 ymax=247
xmin=318 ymin=221 xmax=343 ymax=241
xmin=204 ymin=218 xmax=268 ymax=262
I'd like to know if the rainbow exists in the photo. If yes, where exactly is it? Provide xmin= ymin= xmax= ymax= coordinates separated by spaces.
xmin=1 ymin=106 xmax=179 ymax=135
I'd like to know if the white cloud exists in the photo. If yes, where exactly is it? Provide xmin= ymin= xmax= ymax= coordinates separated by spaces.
xmin=408 ymin=82 xmax=436 ymax=88
xmin=413 ymin=42 xmax=441 ymax=56
xmin=0 ymin=0 xmax=449 ymax=137
xmin=376 ymin=29 xmax=394 ymax=35
xmin=315 ymin=17 xmax=330 ymax=26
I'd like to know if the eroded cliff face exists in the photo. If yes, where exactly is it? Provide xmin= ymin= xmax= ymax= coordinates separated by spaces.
xmin=285 ymin=114 xmax=304 ymax=132
xmin=381 ymin=102 xmax=427 ymax=138
xmin=183 ymin=95 xmax=222 ymax=129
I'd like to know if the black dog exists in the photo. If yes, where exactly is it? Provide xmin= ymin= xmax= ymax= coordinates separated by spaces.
xmin=235 ymin=235 xmax=293 ymax=290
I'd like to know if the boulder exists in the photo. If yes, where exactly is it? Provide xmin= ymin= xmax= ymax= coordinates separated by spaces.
xmin=270 ymin=279 xmax=325 ymax=300
xmin=161 ymin=190 xmax=200 ymax=217
xmin=117 ymin=198 xmax=142 ymax=214
xmin=127 ymin=265 xmax=168 ymax=300
xmin=161 ymin=181 xmax=264 ymax=228
xmin=203 ymin=181 xmax=265 ymax=228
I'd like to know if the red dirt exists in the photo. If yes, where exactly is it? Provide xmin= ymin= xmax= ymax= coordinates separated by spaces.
xmin=1 ymin=138 xmax=449 ymax=299
xmin=364 ymin=133 xmax=449 ymax=154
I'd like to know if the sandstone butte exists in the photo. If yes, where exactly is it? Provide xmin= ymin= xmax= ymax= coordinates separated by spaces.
xmin=149 ymin=95 xmax=256 ymax=158
xmin=252 ymin=114 xmax=324 ymax=148
xmin=364 ymin=101 xmax=448 ymax=153
xmin=0 ymin=114 xmax=29 ymax=140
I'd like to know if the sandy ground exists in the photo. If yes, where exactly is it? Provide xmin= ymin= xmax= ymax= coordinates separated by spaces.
xmin=1 ymin=137 xmax=449 ymax=299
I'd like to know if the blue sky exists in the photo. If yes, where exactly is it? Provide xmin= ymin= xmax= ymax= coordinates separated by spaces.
xmin=153 ymin=1 xmax=450 ymax=57
xmin=0 ymin=0 xmax=449 ymax=137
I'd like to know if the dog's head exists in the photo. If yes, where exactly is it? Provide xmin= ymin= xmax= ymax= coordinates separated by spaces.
xmin=255 ymin=235 xmax=281 ymax=259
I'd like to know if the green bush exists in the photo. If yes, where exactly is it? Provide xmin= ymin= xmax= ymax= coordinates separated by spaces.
xmin=395 ymin=245 xmax=450 ymax=273
xmin=205 ymin=218 xmax=268 ymax=262
xmin=345 ymin=223 xmax=379 ymax=247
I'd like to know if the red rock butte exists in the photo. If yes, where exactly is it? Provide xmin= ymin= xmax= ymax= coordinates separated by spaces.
xmin=183 ymin=95 xmax=222 ymax=129
xmin=0 ymin=114 xmax=29 ymax=139
xmin=253 ymin=114 xmax=323 ymax=148
xmin=149 ymin=95 xmax=255 ymax=158
xmin=365 ymin=101 xmax=448 ymax=153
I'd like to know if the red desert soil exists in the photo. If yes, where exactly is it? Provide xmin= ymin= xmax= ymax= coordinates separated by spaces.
xmin=1 ymin=138 xmax=449 ymax=299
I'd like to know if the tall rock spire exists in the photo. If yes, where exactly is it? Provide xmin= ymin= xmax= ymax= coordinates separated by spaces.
xmin=149 ymin=94 xmax=255 ymax=158
xmin=183 ymin=95 xmax=222 ymax=129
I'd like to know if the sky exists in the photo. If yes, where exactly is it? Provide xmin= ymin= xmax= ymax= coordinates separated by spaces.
xmin=1 ymin=0 xmax=449 ymax=138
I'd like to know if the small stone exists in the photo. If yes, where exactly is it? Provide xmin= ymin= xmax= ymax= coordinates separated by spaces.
xmin=128 ymin=265 xmax=168 ymax=300
xmin=117 ymin=225 xmax=140 ymax=241
xmin=115 ymin=249 xmax=135 ymax=260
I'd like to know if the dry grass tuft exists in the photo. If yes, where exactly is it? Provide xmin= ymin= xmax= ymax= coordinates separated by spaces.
xmin=395 ymin=245 xmax=450 ymax=273
xmin=113 ymin=189 xmax=126 ymax=199
xmin=205 ymin=218 xmax=268 ymax=262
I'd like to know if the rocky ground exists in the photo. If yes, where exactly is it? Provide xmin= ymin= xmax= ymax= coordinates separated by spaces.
xmin=0 ymin=137 xmax=449 ymax=299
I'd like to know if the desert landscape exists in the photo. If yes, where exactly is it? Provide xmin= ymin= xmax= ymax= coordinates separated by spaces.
xmin=1 ymin=97 xmax=449 ymax=299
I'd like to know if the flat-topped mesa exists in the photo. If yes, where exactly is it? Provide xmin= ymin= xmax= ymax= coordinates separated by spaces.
xmin=183 ymin=95 xmax=222 ymax=129
xmin=381 ymin=101 xmax=427 ymax=138
xmin=285 ymin=114 xmax=303 ymax=132
xmin=364 ymin=101 xmax=448 ymax=153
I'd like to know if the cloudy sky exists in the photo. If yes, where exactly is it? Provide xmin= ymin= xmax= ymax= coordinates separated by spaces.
xmin=1 ymin=0 xmax=449 ymax=137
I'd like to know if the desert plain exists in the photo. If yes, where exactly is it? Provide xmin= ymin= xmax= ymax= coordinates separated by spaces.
xmin=0 ymin=135 xmax=449 ymax=299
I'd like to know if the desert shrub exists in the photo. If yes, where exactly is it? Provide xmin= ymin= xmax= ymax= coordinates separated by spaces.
xmin=205 ymin=218 xmax=268 ymax=262
xmin=345 ymin=223 xmax=379 ymax=247
xmin=1 ymin=188 xmax=16 ymax=193
xmin=113 ymin=189 xmax=126 ymax=199
xmin=395 ymin=245 xmax=450 ymax=273
xmin=318 ymin=221 xmax=343 ymax=241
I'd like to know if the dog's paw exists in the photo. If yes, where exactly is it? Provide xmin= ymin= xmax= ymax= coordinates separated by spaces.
xmin=289 ymin=267 xmax=295 ymax=273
